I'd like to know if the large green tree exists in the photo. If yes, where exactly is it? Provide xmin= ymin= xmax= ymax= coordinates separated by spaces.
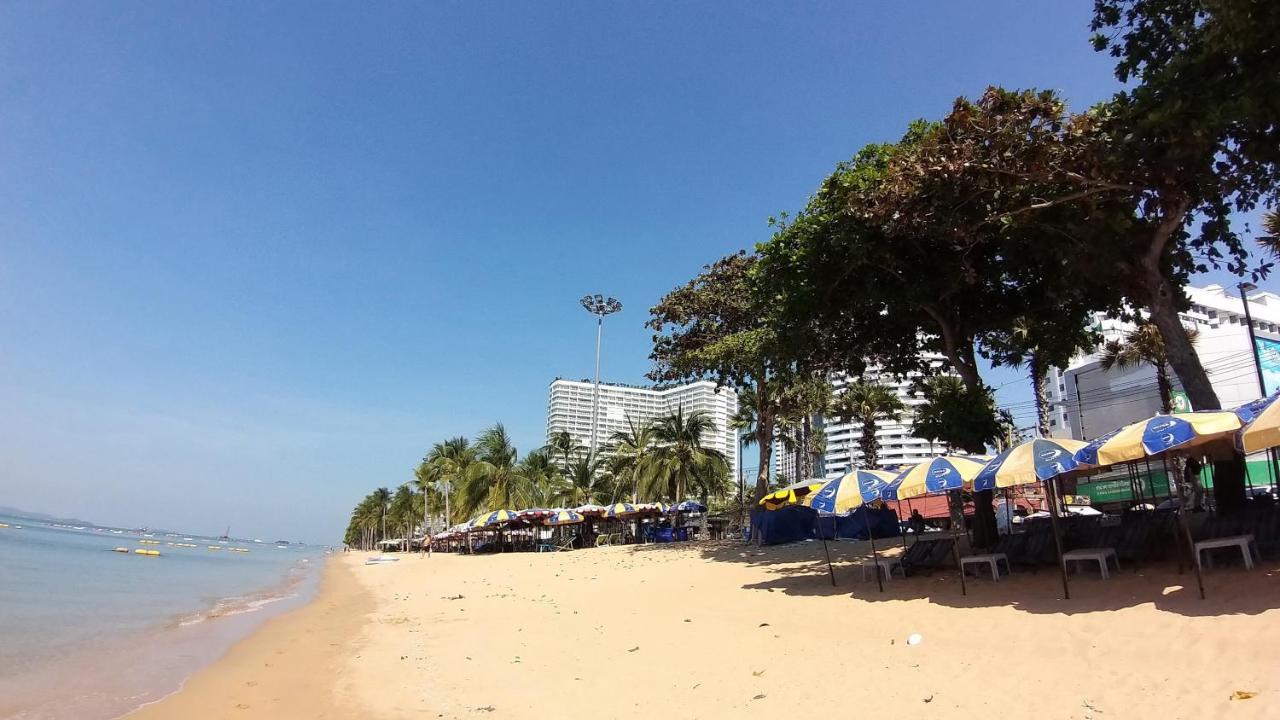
xmin=639 ymin=407 xmax=731 ymax=506
xmin=425 ymin=437 xmax=476 ymax=526
xmin=608 ymin=418 xmax=658 ymax=503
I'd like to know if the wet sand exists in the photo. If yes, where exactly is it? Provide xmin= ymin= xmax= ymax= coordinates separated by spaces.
xmin=126 ymin=540 xmax=1280 ymax=719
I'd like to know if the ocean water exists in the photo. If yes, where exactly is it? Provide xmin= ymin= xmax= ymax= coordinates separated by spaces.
xmin=0 ymin=514 xmax=326 ymax=720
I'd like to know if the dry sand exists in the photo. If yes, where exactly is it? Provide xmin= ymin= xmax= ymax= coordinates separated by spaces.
xmin=129 ymin=539 xmax=1280 ymax=719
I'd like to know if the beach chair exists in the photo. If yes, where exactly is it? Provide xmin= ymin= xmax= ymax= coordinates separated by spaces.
xmin=595 ymin=534 xmax=612 ymax=548
xmin=901 ymin=538 xmax=955 ymax=576
xmin=1009 ymin=527 xmax=1055 ymax=569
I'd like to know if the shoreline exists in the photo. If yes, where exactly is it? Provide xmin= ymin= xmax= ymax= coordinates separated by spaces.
xmin=70 ymin=541 xmax=1280 ymax=719
xmin=123 ymin=555 xmax=373 ymax=719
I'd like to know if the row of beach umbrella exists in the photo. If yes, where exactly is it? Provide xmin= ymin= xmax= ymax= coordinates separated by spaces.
xmin=430 ymin=499 xmax=712 ymax=539
xmin=757 ymin=390 xmax=1280 ymax=597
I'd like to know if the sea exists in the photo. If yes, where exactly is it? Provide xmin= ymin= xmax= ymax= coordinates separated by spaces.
xmin=0 ymin=513 xmax=327 ymax=720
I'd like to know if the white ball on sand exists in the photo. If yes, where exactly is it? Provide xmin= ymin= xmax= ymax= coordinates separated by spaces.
xmin=907 ymin=633 xmax=923 ymax=646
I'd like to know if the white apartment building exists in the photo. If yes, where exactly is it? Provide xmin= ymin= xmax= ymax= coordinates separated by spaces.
xmin=546 ymin=378 xmax=739 ymax=478
xmin=1051 ymin=283 xmax=1280 ymax=441
xmin=820 ymin=359 xmax=953 ymax=479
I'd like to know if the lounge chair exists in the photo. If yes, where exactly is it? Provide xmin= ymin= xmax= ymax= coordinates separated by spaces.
xmin=1008 ymin=527 xmax=1056 ymax=568
xmin=901 ymin=537 xmax=956 ymax=576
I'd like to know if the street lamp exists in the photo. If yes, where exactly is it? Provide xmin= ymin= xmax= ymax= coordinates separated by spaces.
xmin=580 ymin=294 xmax=622 ymax=461
xmin=1238 ymin=281 xmax=1267 ymax=396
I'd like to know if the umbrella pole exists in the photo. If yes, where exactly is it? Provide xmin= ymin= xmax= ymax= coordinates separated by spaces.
xmin=865 ymin=507 xmax=883 ymax=593
xmin=1168 ymin=456 xmax=1206 ymax=599
xmin=898 ymin=503 xmax=908 ymax=552
xmin=821 ymin=535 xmax=836 ymax=587
xmin=1047 ymin=477 xmax=1071 ymax=601
xmin=953 ymin=528 xmax=967 ymax=597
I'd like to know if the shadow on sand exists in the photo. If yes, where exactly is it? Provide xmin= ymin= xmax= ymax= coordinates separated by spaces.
xmin=629 ymin=537 xmax=1280 ymax=618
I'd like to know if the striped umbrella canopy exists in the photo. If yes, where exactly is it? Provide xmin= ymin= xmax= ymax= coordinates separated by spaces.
xmin=806 ymin=470 xmax=895 ymax=514
xmin=670 ymin=500 xmax=707 ymax=513
xmin=883 ymin=456 xmax=986 ymax=501
xmin=1073 ymin=412 xmax=1242 ymax=467
xmin=973 ymin=438 xmax=1091 ymax=492
xmin=758 ymin=482 xmax=826 ymax=510
xmin=635 ymin=502 xmax=670 ymax=514
xmin=573 ymin=503 xmax=608 ymax=516
xmin=604 ymin=502 xmax=638 ymax=518
xmin=470 ymin=509 xmax=519 ymax=528
xmin=543 ymin=509 xmax=585 ymax=526
xmin=516 ymin=508 xmax=555 ymax=521
xmin=1236 ymin=392 xmax=1280 ymax=453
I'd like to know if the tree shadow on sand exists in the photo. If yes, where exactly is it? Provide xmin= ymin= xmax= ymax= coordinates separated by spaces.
xmin=632 ymin=538 xmax=1280 ymax=618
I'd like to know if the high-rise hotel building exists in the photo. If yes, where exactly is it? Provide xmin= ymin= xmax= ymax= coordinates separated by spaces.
xmin=546 ymin=378 xmax=739 ymax=478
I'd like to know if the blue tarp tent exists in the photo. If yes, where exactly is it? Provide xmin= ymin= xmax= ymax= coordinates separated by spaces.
xmin=750 ymin=506 xmax=817 ymax=545
xmin=814 ymin=506 xmax=901 ymax=540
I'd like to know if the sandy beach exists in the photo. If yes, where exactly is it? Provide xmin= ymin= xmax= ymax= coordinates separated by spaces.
xmin=129 ymin=540 xmax=1280 ymax=719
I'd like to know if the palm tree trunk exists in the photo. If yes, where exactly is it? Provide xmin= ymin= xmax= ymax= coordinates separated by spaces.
xmin=1155 ymin=363 xmax=1174 ymax=414
xmin=860 ymin=416 xmax=877 ymax=469
xmin=1030 ymin=356 xmax=1050 ymax=438
xmin=800 ymin=414 xmax=812 ymax=479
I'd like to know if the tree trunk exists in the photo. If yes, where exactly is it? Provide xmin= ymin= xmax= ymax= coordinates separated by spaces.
xmin=1139 ymin=232 xmax=1219 ymax=411
xmin=1030 ymin=356 xmax=1050 ymax=438
xmin=800 ymin=414 xmax=813 ymax=479
xmin=860 ymin=417 xmax=878 ymax=469
xmin=1155 ymin=364 xmax=1174 ymax=414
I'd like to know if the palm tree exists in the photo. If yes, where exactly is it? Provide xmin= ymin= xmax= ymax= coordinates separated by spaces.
xmin=639 ymin=407 xmax=730 ymax=504
xmin=1258 ymin=210 xmax=1280 ymax=261
xmin=413 ymin=460 xmax=444 ymax=536
xmin=426 ymin=437 xmax=475 ymax=526
xmin=371 ymin=487 xmax=391 ymax=545
xmin=517 ymin=450 xmax=569 ymax=507
xmin=829 ymin=378 xmax=905 ymax=469
xmin=545 ymin=430 xmax=582 ymax=469
xmin=564 ymin=455 xmax=609 ymax=506
xmin=460 ymin=424 xmax=528 ymax=516
xmin=388 ymin=484 xmax=416 ymax=547
xmin=1100 ymin=322 xmax=1200 ymax=413
xmin=608 ymin=418 xmax=657 ymax=503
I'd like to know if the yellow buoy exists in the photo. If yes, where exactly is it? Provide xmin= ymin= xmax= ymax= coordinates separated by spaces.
xmin=208 ymin=546 xmax=221 ymax=550
xmin=133 ymin=548 xmax=160 ymax=556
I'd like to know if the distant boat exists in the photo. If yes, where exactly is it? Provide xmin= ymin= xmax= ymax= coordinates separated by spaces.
xmin=274 ymin=540 xmax=290 ymax=546
xmin=218 ymin=525 xmax=231 ymax=544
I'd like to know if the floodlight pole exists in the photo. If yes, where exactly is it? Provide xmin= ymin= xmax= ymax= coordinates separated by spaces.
xmin=580 ymin=294 xmax=622 ymax=462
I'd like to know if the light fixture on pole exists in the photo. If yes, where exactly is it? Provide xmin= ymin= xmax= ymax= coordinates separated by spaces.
xmin=580 ymin=294 xmax=622 ymax=462
xmin=1238 ymin=281 xmax=1267 ymax=396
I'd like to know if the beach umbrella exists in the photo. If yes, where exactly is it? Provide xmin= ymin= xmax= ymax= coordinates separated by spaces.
xmin=806 ymin=470 xmax=894 ymax=514
xmin=543 ymin=509 xmax=584 ymax=526
xmin=974 ymin=438 xmax=1089 ymax=601
xmin=671 ymin=500 xmax=707 ymax=513
xmin=883 ymin=456 xmax=986 ymax=501
xmin=471 ymin=509 xmax=519 ymax=528
xmin=573 ymin=504 xmax=607 ymax=516
xmin=883 ymin=456 xmax=984 ymax=597
xmin=807 ymin=469 xmax=896 ymax=592
xmin=634 ymin=502 xmax=669 ymax=514
xmin=604 ymin=502 xmax=638 ymax=518
xmin=1236 ymin=392 xmax=1280 ymax=453
xmin=973 ymin=438 xmax=1090 ymax=491
xmin=1073 ymin=412 xmax=1242 ymax=467
xmin=516 ymin=508 xmax=555 ymax=521
xmin=758 ymin=482 xmax=826 ymax=510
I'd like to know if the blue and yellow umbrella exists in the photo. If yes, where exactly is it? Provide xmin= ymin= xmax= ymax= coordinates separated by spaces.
xmin=806 ymin=470 xmax=894 ymax=514
xmin=1073 ymin=411 xmax=1241 ymax=467
xmin=973 ymin=438 xmax=1090 ymax=492
xmin=543 ymin=509 xmax=584 ymax=526
xmin=1236 ymin=392 xmax=1280 ymax=453
xmin=470 ymin=509 xmax=519 ymax=528
xmin=758 ymin=482 xmax=826 ymax=510
xmin=883 ymin=456 xmax=986 ymax=501
xmin=603 ymin=502 xmax=638 ymax=518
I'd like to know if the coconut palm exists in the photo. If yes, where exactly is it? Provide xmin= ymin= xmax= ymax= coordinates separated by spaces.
xmin=564 ymin=455 xmax=610 ymax=506
xmin=371 ymin=486 xmax=391 ymax=544
xmin=1099 ymin=322 xmax=1200 ymax=413
xmin=829 ymin=378 xmax=905 ymax=469
xmin=608 ymin=418 xmax=658 ymax=503
xmin=1258 ymin=210 xmax=1280 ymax=261
xmin=413 ymin=460 xmax=444 ymax=536
xmin=545 ymin=430 xmax=582 ymax=470
xmin=459 ymin=423 xmax=528 ymax=515
xmin=518 ymin=450 xmax=569 ymax=507
xmin=426 ymin=437 xmax=475 ymax=526
xmin=639 ymin=407 xmax=730 ymax=504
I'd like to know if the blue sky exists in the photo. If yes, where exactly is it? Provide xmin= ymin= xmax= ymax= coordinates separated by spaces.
xmin=0 ymin=2 xmax=1269 ymax=541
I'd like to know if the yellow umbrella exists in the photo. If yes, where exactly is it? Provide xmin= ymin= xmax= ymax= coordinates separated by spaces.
xmin=883 ymin=456 xmax=987 ymax=501
xmin=1073 ymin=411 xmax=1241 ymax=467
xmin=1238 ymin=395 xmax=1280 ymax=453
xmin=758 ymin=482 xmax=826 ymax=510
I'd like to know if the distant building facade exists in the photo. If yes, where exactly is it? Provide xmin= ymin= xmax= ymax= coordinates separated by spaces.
xmin=1051 ymin=283 xmax=1280 ymax=441
xmin=546 ymin=378 xmax=739 ymax=478
xmin=821 ymin=359 xmax=954 ymax=479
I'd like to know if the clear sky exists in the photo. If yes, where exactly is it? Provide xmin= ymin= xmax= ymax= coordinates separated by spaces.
xmin=1 ymin=1 xmax=1270 ymax=541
